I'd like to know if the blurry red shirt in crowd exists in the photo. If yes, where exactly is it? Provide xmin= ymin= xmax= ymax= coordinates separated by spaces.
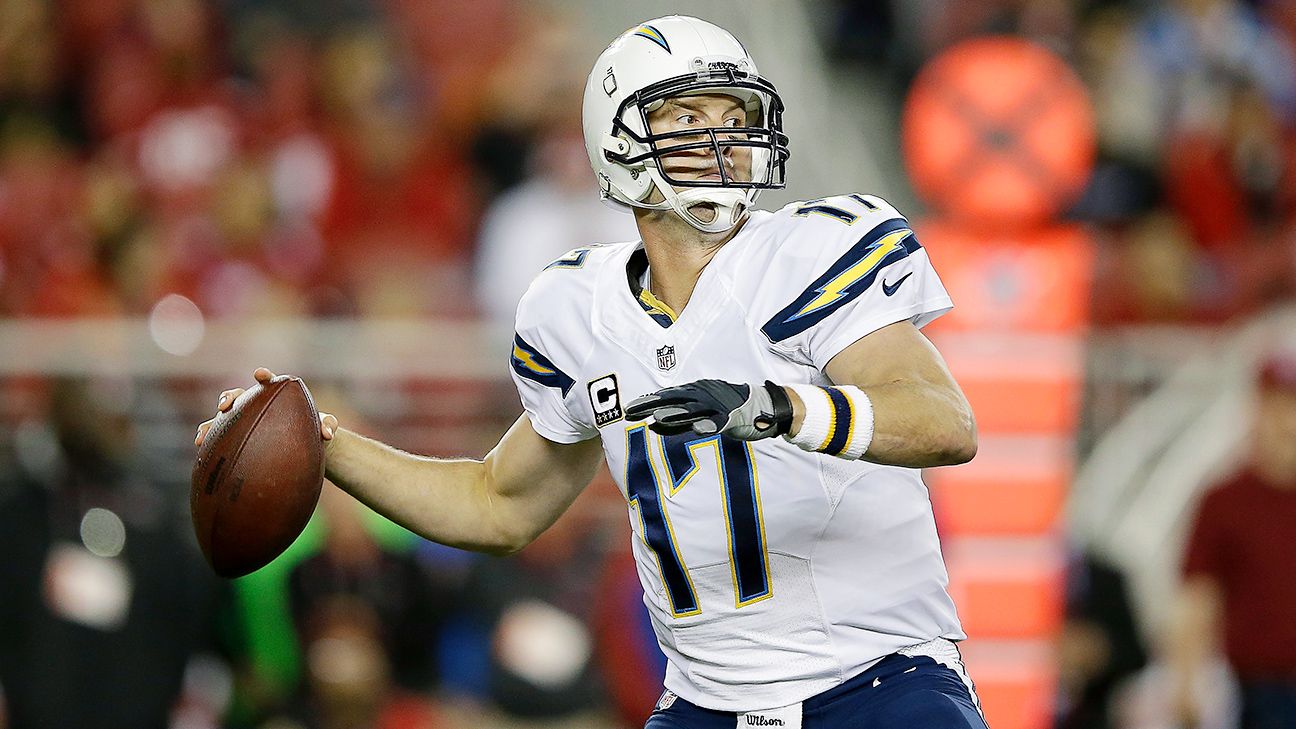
xmin=1164 ymin=131 xmax=1253 ymax=251
xmin=1183 ymin=354 xmax=1296 ymax=680
xmin=1183 ymin=469 xmax=1296 ymax=680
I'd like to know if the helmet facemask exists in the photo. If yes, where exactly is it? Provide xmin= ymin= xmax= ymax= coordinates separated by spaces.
xmin=602 ymin=63 xmax=790 ymax=233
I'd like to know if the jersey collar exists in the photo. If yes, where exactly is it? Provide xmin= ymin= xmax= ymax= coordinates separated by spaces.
xmin=626 ymin=247 xmax=679 ymax=328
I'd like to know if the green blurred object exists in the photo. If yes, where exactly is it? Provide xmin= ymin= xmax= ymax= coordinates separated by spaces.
xmin=229 ymin=503 xmax=421 ymax=703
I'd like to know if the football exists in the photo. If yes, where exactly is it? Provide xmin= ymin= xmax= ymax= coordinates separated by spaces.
xmin=191 ymin=375 xmax=325 ymax=578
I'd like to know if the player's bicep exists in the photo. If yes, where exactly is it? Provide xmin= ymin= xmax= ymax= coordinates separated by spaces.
xmin=824 ymin=320 xmax=960 ymax=392
xmin=481 ymin=414 xmax=604 ymax=551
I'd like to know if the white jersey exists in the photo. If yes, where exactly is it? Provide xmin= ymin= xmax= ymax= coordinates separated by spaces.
xmin=508 ymin=193 xmax=965 ymax=711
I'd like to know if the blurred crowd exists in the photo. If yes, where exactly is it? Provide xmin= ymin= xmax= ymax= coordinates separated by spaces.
xmin=3 ymin=0 xmax=1295 ymax=324
xmin=0 ymin=2 xmax=645 ymax=726
xmin=0 ymin=371 xmax=655 ymax=729
xmin=823 ymin=0 xmax=1296 ymax=324
xmin=3 ymin=0 xmax=1296 ymax=728
xmin=0 ymin=0 xmax=618 ymax=323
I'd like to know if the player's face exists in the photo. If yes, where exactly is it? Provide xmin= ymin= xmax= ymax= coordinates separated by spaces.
xmin=646 ymin=93 xmax=754 ymax=186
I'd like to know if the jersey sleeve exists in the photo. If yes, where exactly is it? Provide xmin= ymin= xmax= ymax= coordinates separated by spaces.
xmin=758 ymin=194 xmax=953 ymax=372
xmin=509 ymin=263 xmax=600 ymax=444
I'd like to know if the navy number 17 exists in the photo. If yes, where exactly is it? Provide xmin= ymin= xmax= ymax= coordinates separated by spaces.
xmin=625 ymin=425 xmax=771 ymax=617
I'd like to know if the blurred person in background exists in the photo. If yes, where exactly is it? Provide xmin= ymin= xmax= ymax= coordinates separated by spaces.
xmin=414 ymin=487 xmax=616 ymax=726
xmin=270 ymin=597 xmax=441 ymax=729
xmin=439 ymin=492 xmax=618 ymax=729
xmin=473 ymin=112 xmax=639 ymax=351
xmin=471 ymin=7 xmax=639 ymax=350
xmin=288 ymin=487 xmax=452 ymax=698
xmin=1055 ymin=550 xmax=1148 ymax=729
xmin=0 ymin=378 xmax=224 ymax=729
xmin=1169 ymin=349 xmax=1296 ymax=728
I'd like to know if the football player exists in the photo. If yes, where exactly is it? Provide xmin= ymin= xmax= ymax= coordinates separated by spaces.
xmin=199 ymin=15 xmax=985 ymax=728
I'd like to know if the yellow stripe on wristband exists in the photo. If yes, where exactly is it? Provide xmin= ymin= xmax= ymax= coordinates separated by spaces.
xmin=822 ymin=387 xmax=854 ymax=456
xmin=816 ymin=387 xmax=837 ymax=452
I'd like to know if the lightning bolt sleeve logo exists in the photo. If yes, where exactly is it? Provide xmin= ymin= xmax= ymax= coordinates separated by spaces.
xmin=512 ymin=344 xmax=556 ymax=375
xmin=762 ymin=218 xmax=922 ymax=342
xmin=789 ymin=228 xmax=914 ymax=319
xmin=510 ymin=334 xmax=575 ymax=395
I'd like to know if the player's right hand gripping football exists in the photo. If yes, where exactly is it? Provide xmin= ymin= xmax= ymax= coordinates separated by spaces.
xmin=625 ymin=379 xmax=793 ymax=441
xmin=194 ymin=368 xmax=337 ymax=447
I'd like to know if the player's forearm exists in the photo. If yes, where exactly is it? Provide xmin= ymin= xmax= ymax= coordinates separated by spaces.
xmin=862 ymin=380 xmax=976 ymax=466
xmin=323 ymin=428 xmax=519 ymax=554
xmin=786 ymin=381 xmax=976 ymax=468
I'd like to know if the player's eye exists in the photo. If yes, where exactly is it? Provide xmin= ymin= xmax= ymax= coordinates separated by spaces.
xmin=676 ymin=114 xmax=698 ymax=125
xmin=723 ymin=117 xmax=741 ymax=128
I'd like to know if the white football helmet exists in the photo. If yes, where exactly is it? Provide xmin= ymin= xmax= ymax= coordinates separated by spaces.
xmin=582 ymin=16 xmax=790 ymax=233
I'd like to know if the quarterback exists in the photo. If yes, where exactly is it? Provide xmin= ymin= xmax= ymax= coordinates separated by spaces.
xmin=198 ymin=15 xmax=985 ymax=729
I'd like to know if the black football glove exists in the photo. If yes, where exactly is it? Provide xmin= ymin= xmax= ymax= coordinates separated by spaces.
xmin=625 ymin=380 xmax=793 ymax=440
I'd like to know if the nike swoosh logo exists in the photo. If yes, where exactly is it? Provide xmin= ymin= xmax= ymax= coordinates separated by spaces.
xmin=881 ymin=272 xmax=912 ymax=296
xmin=872 ymin=677 xmax=882 ymax=687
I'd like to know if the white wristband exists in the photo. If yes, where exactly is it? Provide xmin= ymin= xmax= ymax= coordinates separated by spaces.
xmin=783 ymin=383 xmax=874 ymax=460
xmin=784 ymin=383 xmax=833 ymax=451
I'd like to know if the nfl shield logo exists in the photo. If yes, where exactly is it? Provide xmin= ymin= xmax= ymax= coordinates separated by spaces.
xmin=656 ymin=345 xmax=676 ymax=371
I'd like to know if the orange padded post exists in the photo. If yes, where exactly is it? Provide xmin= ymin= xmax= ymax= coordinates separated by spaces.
xmin=904 ymin=36 xmax=1097 ymax=729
